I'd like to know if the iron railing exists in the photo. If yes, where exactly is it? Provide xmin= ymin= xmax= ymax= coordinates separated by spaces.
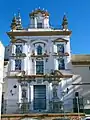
xmin=1 ymin=97 xmax=87 ymax=114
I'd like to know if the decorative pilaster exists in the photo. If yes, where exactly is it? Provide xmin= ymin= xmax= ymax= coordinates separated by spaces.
xmin=18 ymin=80 xmax=30 ymax=113
xmin=52 ymin=81 xmax=59 ymax=100
xmin=10 ymin=59 xmax=15 ymax=71
xmin=49 ymin=81 xmax=63 ymax=113
xmin=34 ymin=17 xmax=37 ymax=28
xmin=11 ymin=44 xmax=16 ymax=55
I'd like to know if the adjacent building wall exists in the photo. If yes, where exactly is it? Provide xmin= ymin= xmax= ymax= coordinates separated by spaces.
xmin=72 ymin=55 xmax=90 ymax=112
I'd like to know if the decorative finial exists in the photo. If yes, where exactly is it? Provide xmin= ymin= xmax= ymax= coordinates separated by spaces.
xmin=35 ymin=8 xmax=37 ymax=10
xmin=18 ymin=9 xmax=21 ymax=18
xmin=39 ymin=6 xmax=40 ymax=9
xmin=10 ymin=14 xmax=17 ymax=30
xmin=62 ymin=13 xmax=68 ymax=30
xmin=16 ymin=9 xmax=23 ymax=30
xmin=43 ymin=8 xmax=44 ymax=10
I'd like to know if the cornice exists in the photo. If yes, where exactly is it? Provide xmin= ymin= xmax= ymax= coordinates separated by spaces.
xmin=7 ymin=30 xmax=72 ymax=37
xmin=52 ymin=38 xmax=68 ymax=43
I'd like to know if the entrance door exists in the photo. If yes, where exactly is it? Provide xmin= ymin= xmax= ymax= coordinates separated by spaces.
xmin=33 ymin=85 xmax=46 ymax=110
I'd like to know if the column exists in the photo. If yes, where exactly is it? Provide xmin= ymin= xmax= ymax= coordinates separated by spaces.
xmin=34 ymin=17 xmax=37 ymax=28
xmin=23 ymin=44 xmax=27 ymax=54
xmin=30 ymin=85 xmax=33 ymax=110
xmin=52 ymin=81 xmax=61 ymax=112
xmin=12 ymin=44 xmax=16 ymax=54
xmin=19 ymin=83 xmax=22 ymax=103
xmin=10 ymin=59 xmax=15 ymax=71
xmin=53 ymin=44 xmax=57 ymax=53
xmin=54 ymin=59 xmax=58 ymax=70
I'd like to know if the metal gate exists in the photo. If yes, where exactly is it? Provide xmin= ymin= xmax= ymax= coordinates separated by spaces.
xmin=33 ymin=85 xmax=46 ymax=110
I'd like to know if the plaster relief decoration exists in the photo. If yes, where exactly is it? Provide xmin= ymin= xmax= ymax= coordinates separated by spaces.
xmin=20 ymin=81 xmax=29 ymax=113
xmin=21 ymin=81 xmax=28 ymax=101
xmin=49 ymin=70 xmax=63 ymax=112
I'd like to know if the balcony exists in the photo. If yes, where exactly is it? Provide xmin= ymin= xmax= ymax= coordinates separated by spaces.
xmin=7 ymin=69 xmax=73 ymax=80
xmin=1 ymin=97 xmax=85 ymax=114
xmin=11 ymin=53 xmax=26 ymax=58
xmin=31 ymin=51 xmax=49 ymax=58
xmin=1 ymin=99 xmax=62 ymax=114
xmin=53 ymin=52 xmax=69 ymax=57
xmin=7 ymin=70 xmax=25 ymax=77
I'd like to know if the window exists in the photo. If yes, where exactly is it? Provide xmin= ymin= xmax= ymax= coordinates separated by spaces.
xmin=16 ymin=45 xmax=22 ymax=53
xmin=22 ymin=88 xmax=27 ymax=99
xmin=37 ymin=23 xmax=42 ymax=28
xmin=36 ymin=61 xmax=44 ymax=74
xmin=37 ymin=45 xmax=42 ymax=55
xmin=58 ymin=58 xmax=65 ymax=70
xmin=15 ymin=59 xmax=21 ymax=70
xmin=57 ymin=44 xmax=64 ymax=54
xmin=34 ymin=85 xmax=46 ymax=110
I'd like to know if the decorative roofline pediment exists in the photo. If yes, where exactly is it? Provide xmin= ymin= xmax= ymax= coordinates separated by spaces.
xmin=30 ymin=9 xmax=49 ymax=17
xmin=53 ymin=38 xmax=68 ymax=43
xmin=11 ymin=39 xmax=27 ymax=43
xmin=30 ymin=39 xmax=48 ymax=46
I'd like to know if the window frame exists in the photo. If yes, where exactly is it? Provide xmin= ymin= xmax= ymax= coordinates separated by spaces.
xmin=37 ymin=45 xmax=42 ymax=55
xmin=37 ymin=22 xmax=43 ymax=28
xmin=15 ymin=59 xmax=22 ymax=71
xmin=16 ymin=44 xmax=22 ymax=54
xmin=58 ymin=57 xmax=65 ymax=70
xmin=36 ymin=61 xmax=44 ymax=75
xmin=57 ymin=44 xmax=64 ymax=54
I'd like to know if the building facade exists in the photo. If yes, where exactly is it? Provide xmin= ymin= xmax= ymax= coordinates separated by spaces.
xmin=1 ymin=9 xmax=88 ymax=120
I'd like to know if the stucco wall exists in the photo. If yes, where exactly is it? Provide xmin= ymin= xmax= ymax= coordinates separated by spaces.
xmin=0 ymin=41 xmax=5 ymax=118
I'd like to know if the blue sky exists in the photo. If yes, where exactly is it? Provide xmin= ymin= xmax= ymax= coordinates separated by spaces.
xmin=0 ymin=0 xmax=90 ymax=54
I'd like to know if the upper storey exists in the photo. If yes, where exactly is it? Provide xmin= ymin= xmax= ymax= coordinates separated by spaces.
xmin=9 ymin=8 xmax=71 ymax=34
xmin=29 ymin=9 xmax=50 ymax=29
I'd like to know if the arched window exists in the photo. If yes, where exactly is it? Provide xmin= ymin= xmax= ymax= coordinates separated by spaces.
xmin=37 ymin=45 xmax=42 ymax=55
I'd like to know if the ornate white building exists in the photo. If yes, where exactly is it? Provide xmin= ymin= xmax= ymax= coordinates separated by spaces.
xmin=2 ymin=9 xmax=90 ymax=120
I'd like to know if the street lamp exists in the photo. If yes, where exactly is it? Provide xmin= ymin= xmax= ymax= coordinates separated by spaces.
xmin=76 ymin=96 xmax=79 ymax=114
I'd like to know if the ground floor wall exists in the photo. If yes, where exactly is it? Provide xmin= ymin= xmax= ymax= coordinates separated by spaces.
xmin=3 ymin=74 xmax=87 ymax=114
xmin=3 ymin=77 xmax=76 ymax=114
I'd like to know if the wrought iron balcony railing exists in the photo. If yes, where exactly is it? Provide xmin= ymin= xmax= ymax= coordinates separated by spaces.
xmin=1 ymin=97 xmax=86 ymax=114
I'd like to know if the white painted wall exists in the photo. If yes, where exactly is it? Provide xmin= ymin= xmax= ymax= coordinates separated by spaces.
xmin=30 ymin=13 xmax=49 ymax=29
xmin=0 ymin=41 xmax=4 ymax=118
xmin=4 ymin=27 xmax=73 ymax=113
